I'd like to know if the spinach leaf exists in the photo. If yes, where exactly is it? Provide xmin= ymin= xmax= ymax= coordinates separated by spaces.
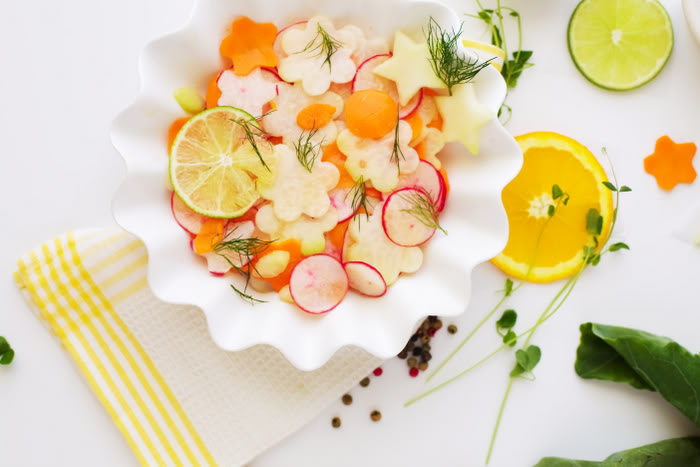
xmin=575 ymin=323 xmax=700 ymax=427
xmin=534 ymin=437 xmax=700 ymax=466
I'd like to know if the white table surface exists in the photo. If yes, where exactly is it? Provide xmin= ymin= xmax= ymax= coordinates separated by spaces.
xmin=1 ymin=1 xmax=699 ymax=466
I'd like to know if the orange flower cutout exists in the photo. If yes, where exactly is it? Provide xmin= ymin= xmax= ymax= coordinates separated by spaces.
xmin=220 ymin=17 xmax=278 ymax=76
xmin=644 ymin=136 xmax=697 ymax=191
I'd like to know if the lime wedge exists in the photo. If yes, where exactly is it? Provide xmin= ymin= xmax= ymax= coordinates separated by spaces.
xmin=568 ymin=0 xmax=673 ymax=90
xmin=169 ymin=106 xmax=277 ymax=218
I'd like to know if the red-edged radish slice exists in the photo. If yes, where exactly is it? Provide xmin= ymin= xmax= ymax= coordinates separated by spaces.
xmin=341 ymin=226 xmax=353 ymax=261
xmin=323 ymin=238 xmax=342 ymax=261
xmin=396 ymin=160 xmax=445 ymax=207
xmin=172 ymin=191 xmax=206 ymax=235
xmin=344 ymin=261 xmax=387 ymax=297
xmin=289 ymin=254 xmax=348 ymax=314
xmin=382 ymin=188 xmax=436 ymax=247
xmin=351 ymin=53 xmax=423 ymax=118
xmin=436 ymin=170 xmax=447 ymax=212
xmin=273 ymin=21 xmax=308 ymax=58
xmin=198 ymin=221 xmax=256 ymax=275
xmin=329 ymin=188 xmax=354 ymax=222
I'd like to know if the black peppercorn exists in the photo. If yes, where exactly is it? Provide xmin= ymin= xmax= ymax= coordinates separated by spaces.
xmin=332 ymin=417 xmax=341 ymax=428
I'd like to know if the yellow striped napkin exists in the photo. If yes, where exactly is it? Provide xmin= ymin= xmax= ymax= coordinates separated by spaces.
xmin=14 ymin=228 xmax=381 ymax=466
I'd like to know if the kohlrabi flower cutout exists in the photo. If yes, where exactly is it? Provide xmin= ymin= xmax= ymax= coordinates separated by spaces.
xmin=344 ymin=202 xmax=423 ymax=285
xmin=257 ymin=144 xmax=339 ymax=222
xmin=278 ymin=16 xmax=359 ymax=96
xmin=336 ymin=121 xmax=419 ymax=193
xmin=262 ymin=82 xmax=343 ymax=147
xmin=255 ymin=203 xmax=338 ymax=256
xmin=216 ymin=69 xmax=278 ymax=117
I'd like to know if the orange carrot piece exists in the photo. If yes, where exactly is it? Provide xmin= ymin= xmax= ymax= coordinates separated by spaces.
xmin=365 ymin=187 xmax=383 ymax=199
xmin=644 ymin=135 xmax=697 ymax=191
xmin=252 ymin=239 xmax=304 ymax=291
xmin=267 ymin=136 xmax=284 ymax=145
xmin=345 ymin=89 xmax=398 ymax=139
xmin=297 ymin=103 xmax=336 ymax=130
xmin=414 ymin=139 xmax=427 ymax=161
xmin=220 ymin=17 xmax=278 ymax=76
xmin=193 ymin=218 xmax=226 ymax=254
xmin=427 ymin=111 xmax=443 ymax=132
xmin=322 ymin=142 xmax=355 ymax=189
xmin=403 ymin=112 xmax=423 ymax=146
xmin=205 ymin=73 xmax=222 ymax=108
xmin=327 ymin=220 xmax=350 ymax=254
xmin=168 ymin=117 xmax=190 ymax=152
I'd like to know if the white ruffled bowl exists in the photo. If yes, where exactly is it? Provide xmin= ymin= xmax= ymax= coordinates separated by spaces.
xmin=111 ymin=0 xmax=522 ymax=370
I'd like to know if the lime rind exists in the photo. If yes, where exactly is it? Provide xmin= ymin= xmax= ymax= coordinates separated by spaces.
xmin=567 ymin=0 xmax=674 ymax=91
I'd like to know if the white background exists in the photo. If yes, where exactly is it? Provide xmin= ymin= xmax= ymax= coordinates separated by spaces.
xmin=1 ymin=0 xmax=699 ymax=466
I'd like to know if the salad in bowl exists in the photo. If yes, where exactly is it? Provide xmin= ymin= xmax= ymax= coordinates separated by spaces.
xmin=112 ymin=0 xmax=522 ymax=370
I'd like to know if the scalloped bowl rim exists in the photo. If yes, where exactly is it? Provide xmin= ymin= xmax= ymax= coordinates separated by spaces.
xmin=110 ymin=0 xmax=523 ymax=371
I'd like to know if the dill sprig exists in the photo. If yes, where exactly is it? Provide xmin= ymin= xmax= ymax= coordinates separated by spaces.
xmin=230 ymin=284 xmax=267 ymax=304
xmin=424 ymin=17 xmax=493 ymax=95
xmin=390 ymin=112 xmax=405 ymax=173
xmin=400 ymin=190 xmax=447 ymax=235
xmin=297 ymin=23 xmax=342 ymax=71
xmin=345 ymin=175 xmax=370 ymax=228
xmin=294 ymin=128 xmax=322 ymax=172
xmin=230 ymin=111 xmax=275 ymax=172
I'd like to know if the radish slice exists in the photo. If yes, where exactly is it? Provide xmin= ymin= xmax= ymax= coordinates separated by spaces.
xmin=382 ymin=188 xmax=436 ymax=247
xmin=329 ymin=188 xmax=354 ymax=222
xmin=289 ymin=254 xmax=348 ymax=314
xmin=323 ymin=238 xmax=342 ymax=261
xmin=396 ymin=160 xmax=445 ymax=207
xmin=344 ymin=261 xmax=387 ymax=297
xmin=172 ymin=192 xmax=205 ymax=235
xmin=199 ymin=221 xmax=256 ymax=275
xmin=341 ymin=226 xmax=353 ymax=261
xmin=274 ymin=21 xmax=308 ymax=58
xmin=436 ymin=170 xmax=447 ymax=212
xmin=351 ymin=53 xmax=423 ymax=118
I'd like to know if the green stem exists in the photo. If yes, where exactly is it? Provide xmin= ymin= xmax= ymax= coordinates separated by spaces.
xmin=486 ymin=378 xmax=514 ymax=464
xmin=496 ymin=0 xmax=508 ymax=60
xmin=426 ymin=293 xmax=509 ymax=382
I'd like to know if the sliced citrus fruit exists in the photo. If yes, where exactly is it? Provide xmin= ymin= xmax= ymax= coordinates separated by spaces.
xmin=492 ymin=132 xmax=614 ymax=283
xmin=567 ymin=0 xmax=673 ymax=91
xmin=169 ymin=106 xmax=277 ymax=218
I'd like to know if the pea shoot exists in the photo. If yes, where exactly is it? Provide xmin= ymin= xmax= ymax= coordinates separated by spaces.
xmin=0 ymin=336 xmax=14 ymax=365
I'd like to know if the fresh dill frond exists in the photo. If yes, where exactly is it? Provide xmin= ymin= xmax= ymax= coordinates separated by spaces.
xmin=230 ymin=112 xmax=275 ymax=171
xmin=297 ymin=23 xmax=343 ymax=71
xmin=294 ymin=128 xmax=322 ymax=172
xmin=400 ymin=190 xmax=447 ymax=235
xmin=390 ymin=112 xmax=405 ymax=173
xmin=345 ymin=175 xmax=371 ymax=228
xmin=424 ymin=17 xmax=493 ymax=95
xmin=230 ymin=284 xmax=267 ymax=305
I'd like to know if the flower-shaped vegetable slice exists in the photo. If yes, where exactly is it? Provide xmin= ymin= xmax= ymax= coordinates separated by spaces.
xmin=262 ymin=82 xmax=343 ymax=146
xmin=644 ymin=136 xmax=697 ymax=191
xmin=255 ymin=204 xmax=338 ymax=256
xmin=340 ymin=24 xmax=390 ymax=64
xmin=257 ymin=144 xmax=339 ymax=222
xmin=336 ymin=121 xmax=419 ymax=193
xmin=278 ymin=16 xmax=358 ymax=96
xmin=217 ymin=69 xmax=278 ymax=117
xmin=220 ymin=16 xmax=278 ymax=76
xmin=435 ymin=83 xmax=493 ymax=155
xmin=344 ymin=202 xmax=423 ymax=285
xmin=414 ymin=127 xmax=445 ymax=170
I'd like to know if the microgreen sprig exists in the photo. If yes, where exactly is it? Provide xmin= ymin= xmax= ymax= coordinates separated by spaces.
xmin=425 ymin=18 xmax=493 ymax=95
xmin=390 ymin=111 xmax=405 ymax=173
xmin=294 ymin=128 xmax=323 ymax=173
xmin=346 ymin=175 xmax=371 ymax=229
xmin=230 ymin=111 xmax=275 ymax=171
xmin=400 ymin=190 xmax=447 ymax=235
xmin=298 ymin=23 xmax=342 ymax=71
xmin=0 ymin=336 xmax=15 ymax=365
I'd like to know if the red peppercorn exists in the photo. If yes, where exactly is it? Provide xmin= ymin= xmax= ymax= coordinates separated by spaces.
xmin=409 ymin=367 xmax=419 ymax=377
xmin=373 ymin=367 xmax=383 ymax=376
xmin=428 ymin=328 xmax=437 ymax=337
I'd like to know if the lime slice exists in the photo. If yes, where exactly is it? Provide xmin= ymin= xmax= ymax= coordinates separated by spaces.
xmin=169 ymin=106 xmax=277 ymax=218
xmin=568 ymin=0 xmax=673 ymax=90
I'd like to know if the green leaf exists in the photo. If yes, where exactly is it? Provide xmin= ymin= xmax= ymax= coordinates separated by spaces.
xmin=586 ymin=209 xmax=603 ymax=236
xmin=602 ymin=181 xmax=617 ymax=192
xmin=504 ymin=278 xmax=514 ymax=297
xmin=478 ymin=10 xmax=492 ymax=21
xmin=552 ymin=184 xmax=563 ymax=200
xmin=509 ymin=10 xmax=520 ymax=17
xmin=511 ymin=345 xmax=541 ymax=377
xmin=0 ymin=336 xmax=9 ymax=354
xmin=547 ymin=205 xmax=555 ymax=217
xmin=619 ymin=185 xmax=632 ymax=192
xmin=575 ymin=323 xmax=700 ymax=427
xmin=503 ymin=330 xmax=517 ymax=347
xmin=0 ymin=348 xmax=14 ymax=365
xmin=591 ymin=254 xmax=601 ymax=266
xmin=496 ymin=309 xmax=517 ymax=330
xmin=534 ymin=437 xmax=700 ymax=467
xmin=609 ymin=242 xmax=630 ymax=252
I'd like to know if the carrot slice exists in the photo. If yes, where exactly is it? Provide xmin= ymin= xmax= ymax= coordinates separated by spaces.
xmin=267 ymin=135 xmax=284 ymax=145
xmin=220 ymin=17 xmax=278 ymax=76
xmin=403 ymin=112 xmax=423 ymax=146
xmin=322 ymin=142 xmax=355 ymax=189
xmin=327 ymin=220 xmax=350 ymax=253
xmin=167 ymin=117 xmax=190 ymax=152
xmin=427 ymin=111 xmax=443 ymax=132
xmin=414 ymin=139 xmax=427 ymax=160
xmin=297 ymin=103 xmax=336 ymax=130
xmin=366 ymin=187 xmax=383 ymax=199
xmin=644 ymin=135 xmax=697 ymax=191
xmin=193 ymin=218 xmax=226 ymax=254
xmin=205 ymin=73 xmax=222 ymax=108
xmin=345 ymin=89 xmax=398 ymax=139
xmin=252 ymin=239 xmax=304 ymax=291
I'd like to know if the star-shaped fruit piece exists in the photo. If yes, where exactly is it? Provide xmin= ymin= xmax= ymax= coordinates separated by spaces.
xmin=644 ymin=136 xmax=697 ymax=191
xmin=435 ymin=83 xmax=493 ymax=155
xmin=257 ymin=144 xmax=339 ymax=222
xmin=220 ymin=16 xmax=278 ymax=76
xmin=255 ymin=204 xmax=338 ymax=256
xmin=373 ymin=31 xmax=446 ymax=105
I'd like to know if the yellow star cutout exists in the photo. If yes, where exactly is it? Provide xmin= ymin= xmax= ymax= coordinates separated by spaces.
xmin=435 ymin=83 xmax=494 ymax=155
xmin=373 ymin=31 xmax=446 ymax=105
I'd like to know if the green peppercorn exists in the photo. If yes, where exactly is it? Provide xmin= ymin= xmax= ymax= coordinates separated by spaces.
xmin=447 ymin=324 xmax=458 ymax=334
xmin=359 ymin=377 xmax=370 ymax=387
xmin=421 ymin=334 xmax=431 ymax=344
xmin=407 ymin=357 xmax=417 ymax=368
xmin=421 ymin=320 xmax=430 ymax=331
xmin=332 ymin=417 xmax=341 ymax=428
xmin=370 ymin=410 xmax=382 ymax=422
xmin=342 ymin=394 xmax=353 ymax=405
xmin=435 ymin=319 xmax=443 ymax=330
